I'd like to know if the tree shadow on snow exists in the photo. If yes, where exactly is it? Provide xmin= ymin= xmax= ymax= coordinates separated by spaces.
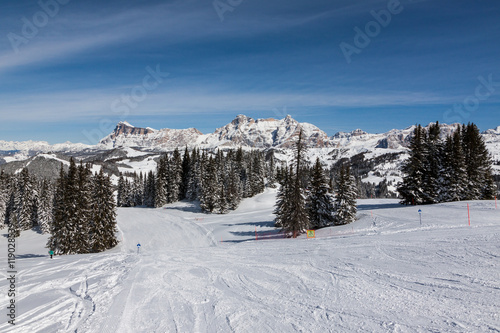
xmin=17 ymin=254 xmax=47 ymax=259
xmin=357 ymin=202 xmax=402 ymax=211
xmin=223 ymin=221 xmax=275 ymax=228
xmin=162 ymin=201 xmax=202 ymax=213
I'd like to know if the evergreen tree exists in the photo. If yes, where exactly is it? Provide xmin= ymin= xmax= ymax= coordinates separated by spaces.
xmin=170 ymin=148 xmax=183 ymax=202
xmin=267 ymin=153 xmax=277 ymax=188
xmin=180 ymin=147 xmax=191 ymax=200
xmin=274 ymin=166 xmax=292 ymax=229
xmin=0 ymin=170 xmax=11 ymax=229
xmin=398 ymin=125 xmax=426 ymax=205
xmin=117 ymin=175 xmax=126 ymax=207
xmin=307 ymin=158 xmax=335 ymax=228
xmin=275 ymin=129 xmax=310 ymax=238
xmin=422 ymin=122 xmax=443 ymax=204
xmin=91 ymin=169 xmax=118 ymax=252
xmin=14 ymin=168 xmax=35 ymax=231
xmin=186 ymin=149 xmax=201 ymax=201
xmin=143 ymin=171 xmax=156 ymax=207
xmin=48 ymin=165 xmax=69 ymax=254
xmin=333 ymin=164 xmax=358 ymax=225
xmin=38 ymin=179 xmax=53 ymax=234
xmin=73 ymin=163 xmax=93 ymax=253
xmin=462 ymin=123 xmax=497 ymax=199
xmin=200 ymin=156 xmax=220 ymax=213
xmin=48 ymin=159 xmax=86 ymax=254
xmin=155 ymin=155 xmax=168 ymax=207
xmin=250 ymin=153 xmax=265 ymax=196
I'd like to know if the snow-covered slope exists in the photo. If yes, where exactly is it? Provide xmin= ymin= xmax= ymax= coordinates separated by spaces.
xmin=1 ymin=191 xmax=499 ymax=332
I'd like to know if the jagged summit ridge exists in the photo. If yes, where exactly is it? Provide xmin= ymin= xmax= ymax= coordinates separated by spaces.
xmin=98 ymin=122 xmax=203 ymax=149
xmin=201 ymin=114 xmax=331 ymax=148
xmin=98 ymin=115 xmax=332 ymax=149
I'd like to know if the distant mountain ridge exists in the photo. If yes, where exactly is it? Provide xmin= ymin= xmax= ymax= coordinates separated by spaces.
xmin=1 ymin=115 xmax=499 ymax=161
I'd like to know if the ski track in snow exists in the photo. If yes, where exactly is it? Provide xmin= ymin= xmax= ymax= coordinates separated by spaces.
xmin=1 ymin=190 xmax=499 ymax=332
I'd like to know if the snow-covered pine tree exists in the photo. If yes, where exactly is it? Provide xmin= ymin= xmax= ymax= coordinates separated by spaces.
xmin=226 ymin=161 xmax=242 ymax=210
xmin=155 ymin=154 xmax=168 ymax=207
xmin=462 ymin=123 xmax=497 ymax=200
xmin=274 ymin=166 xmax=292 ymax=229
xmin=186 ymin=148 xmax=201 ymax=201
xmin=117 ymin=175 xmax=126 ymax=207
xmin=169 ymin=148 xmax=183 ymax=203
xmin=132 ymin=173 xmax=144 ymax=206
xmin=38 ymin=179 xmax=53 ymax=234
xmin=441 ymin=128 xmax=468 ymax=202
xmin=266 ymin=153 xmax=277 ymax=188
xmin=307 ymin=157 xmax=335 ymax=228
xmin=398 ymin=125 xmax=426 ymax=205
xmin=275 ymin=129 xmax=310 ymax=238
xmin=451 ymin=128 xmax=469 ymax=200
xmin=90 ymin=169 xmax=118 ymax=252
xmin=72 ymin=162 xmax=92 ymax=254
xmin=422 ymin=122 xmax=444 ymax=204
xmin=0 ymin=170 xmax=11 ymax=229
xmin=200 ymin=156 xmax=220 ymax=213
xmin=48 ymin=164 xmax=69 ymax=254
xmin=30 ymin=178 xmax=40 ymax=229
xmin=250 ymin=152 xmax=265 ymax=196
xmin=14 ymin=168 xmax=34 ymax=232
xmin=333 ymin=164 xmax=358 ymax=225
xmin=143 ymin=171 xmax=156 ymax=207
xmin=180 ymin=147 xmax=191 ymax=200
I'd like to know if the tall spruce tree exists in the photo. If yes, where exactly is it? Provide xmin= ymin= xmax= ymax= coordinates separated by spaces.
xmin=155 ymin=155 xmax=168 ymax=207
xmin=275 ymin=129 xmax=310 ymax=238
xmin=462 ymin=123 xmax=497 ymax=199
xmin=200 ymin=156 xmax=220 ymax=213
xmin=422 ymin=122 xmax=444 ymax=204
xmin=398 ymin=125 xmax=426 ymax=205
xmin=0 ymin=170 xmax=10 ymax=228
xmin=307 ymin=157 xmax=335 ymax=228
xmin=38 ymin=179 xmax=53 ymax=234
xmin=333 ymin=164 xmax=357 ymax=225
xmin=91 ymin=169 xmax=118 ymax=252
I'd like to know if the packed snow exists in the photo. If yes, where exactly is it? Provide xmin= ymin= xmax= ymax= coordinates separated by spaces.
xmin=1 ymin=190 xmax=499 ymax=332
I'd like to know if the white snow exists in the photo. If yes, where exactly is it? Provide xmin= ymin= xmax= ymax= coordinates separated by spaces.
xmin=1 ymin=191 xmax=499 ymax=332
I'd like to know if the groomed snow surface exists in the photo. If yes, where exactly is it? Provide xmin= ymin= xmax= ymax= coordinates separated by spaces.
xmin=1 ymin=190 xmax=499 ymax=332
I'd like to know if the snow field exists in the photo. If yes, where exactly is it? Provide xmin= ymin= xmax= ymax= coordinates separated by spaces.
xmin=0 ymin=189 xmax=499 ymax=332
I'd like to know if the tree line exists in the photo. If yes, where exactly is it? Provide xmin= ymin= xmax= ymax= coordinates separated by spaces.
xmin=398 ymin=122 xmax=497 ymax=205
xmin=117 ymin=147 xmax=271 ymax=214
xmin=0 ymin=158 xmax=117 ymax=255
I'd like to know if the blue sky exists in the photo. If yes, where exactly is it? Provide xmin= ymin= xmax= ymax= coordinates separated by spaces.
xmin=1 ymin=0 xmax=499 ymax=144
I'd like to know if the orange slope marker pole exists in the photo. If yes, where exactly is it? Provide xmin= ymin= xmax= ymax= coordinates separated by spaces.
xmin=467 ymin=203 xmax=471 ymax=226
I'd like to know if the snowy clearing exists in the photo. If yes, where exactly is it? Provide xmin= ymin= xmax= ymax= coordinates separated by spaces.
xmin=1 ymin=190 xmax=499 ymax=332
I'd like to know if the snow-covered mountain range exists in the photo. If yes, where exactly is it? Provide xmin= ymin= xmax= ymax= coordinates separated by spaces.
xmin=97 ymin=115 xmax=332 ymax=150
xmin=2 ymin=115 xmax=499 ymax=155
xmin=1 ymin=115 xmax=499 ymax=194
